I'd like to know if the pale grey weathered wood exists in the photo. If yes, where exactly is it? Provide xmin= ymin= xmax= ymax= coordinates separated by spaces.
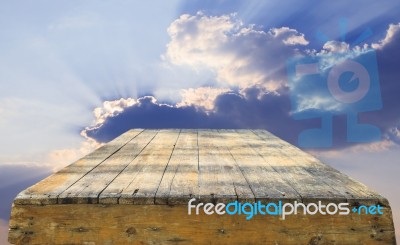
xmin=10 ymin=129 xmax=396 ymax=245
xmin=155 ymin=129 xmax=199 ymax=205
xmin=99 ymin=130 xmax=179 ymax=204
xmin=14 ymin=129 xmax=143 ymax=205
xmin=58 ymin=130 xmax=157 ymax=204
xmin=252 ymin=130 xmax=388 ymax=206
xmin=220 ymin=129 xmax=301 ymax=202
xmin=14 ymin=129 xmax=387 ymax=207
xmin=244 ymin=130 xmax=347 ymax=204
xmin=197 ymin=130 xmax=254 ymax=203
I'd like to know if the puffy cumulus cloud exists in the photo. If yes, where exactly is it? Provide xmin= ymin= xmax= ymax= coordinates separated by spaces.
xmin=83 ymin=22 xmax=400 ymax=151
xmin=91 ymin=98 xmax=138 ymax=130
xmin=288 ymin=22 xmax=400 ymax=136
xmin=164 ymin=12 xmax=308 ymax=90
xmin=321 ymin=40 xmax=350 ymax=53
xmin=177 ymin=87 xmax=231 ymax=111
xmin=82 ymin=88 xmax=315 ymax=145
xmin=269 ymin=27 xmax=309 ymax=46
xmin=359 ymin=23 xmax=400 ymax=147
xmin=83 ymin=96 xmax=210 ymax=142
xmin=372 ymin=23 xmax=400 ymax=49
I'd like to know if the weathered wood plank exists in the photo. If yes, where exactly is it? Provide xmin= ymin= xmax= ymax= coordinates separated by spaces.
xmin=12 ymin=129 xmax=392 ymax=206
xmin=252 ymin=130 xmax=388 ymax=206
xmin=9 ymin=204 xmax=396 ymax=245
xmin=58 ymin=130 xmax=158 ymax=204
xmin=155 ymin=129 xmax=199 ymax=205
xmin=219 ymin=129 xmax=301 ymax=202
xmin=198 ymin=130 xmax=254 ymax=203
xmin=9 ymin=129 xmax=397 ymax=244
xmin=100 ymin=129 xmax=180 ymax=204
xmin=239 ymin=130 xmax=346 ymax=204
xmin=14 ymin=129 xmax=144 ymax=205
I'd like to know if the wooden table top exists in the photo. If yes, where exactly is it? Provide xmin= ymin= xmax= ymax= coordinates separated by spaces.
xmin=15 ymin=129 xmax=386 ymax=206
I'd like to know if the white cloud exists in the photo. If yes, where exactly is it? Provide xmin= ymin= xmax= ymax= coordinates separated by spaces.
xmin=269 ymin=27 xmax=309 ymax=46
xmin=177 ymin=87 xmax=231 ymax=111
xmin=91 ymin=98 xmax=138 ymax=129
xmin=321 ymin=40 xmax=350 ymax=53
xmin=164 ymin=12 xmax=308 ymax=90
xmin=372 ymin=23 xmax=400 ymax=49
xmin=310 ymin=140 xmax=395 ymax=158
xmin=295 ymin=94 xmax=342 ymax=113
xmin=82 ymin=96 xmax=158 ymax=137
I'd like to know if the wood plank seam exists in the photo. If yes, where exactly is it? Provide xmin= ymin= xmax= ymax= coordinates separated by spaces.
xmin=96 ymin=130 xmax=160 ymax=204
xmin=166 ymin=130 xmax=196 ymax=204
xmin=112 ymin=130 xmax=160 ymax=204
xmin=114 ymin=130 xmax=180 ymax=204
xmin=231 ymin=129 xmax=301 ymax=201
xmin=251 ymin=129 xmax=387 ymax=206
xmin=245 ymin=130 xmax=311 ymax=203
xmin=197 ymin=130 xmax=254 ymax=204
xmin=153 ymin=129 xmax=182 ymax=205
xmin=250 ymin=129 xmax=350 ymax=203
xmin=154 ymin=129 xmax=199 ymax=205
xmin=8 ymin=129 xmax=396 ymax=244
xmin=56 ymin=129 xmax=146 ymax=204
xmin=217 ymin=130 xmax=257 ymax=202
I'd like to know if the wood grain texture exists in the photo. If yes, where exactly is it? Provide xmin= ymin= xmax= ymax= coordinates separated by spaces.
xmin=9 ymin=204 xmax=396 ymax=245
xmin=252 ymin=130 xmax=388 ymax=206
xmin=9 ymin=129 xmax=396 ymax=244
xmin=14 ymin=129 xmax=143 ymax=205
xmin=13 ymin=129 xmax=391 ymax=206
xmin=99 ymin=129 xmax=179 ymax=204
xmin=155 ymin=129 xmax=199 ymax=205
xmin=197 ymin=130 xmax=254 ymax=203
xmin=58 ymin=130 xmax=157 ymax=204
xmin=220 ymin=129 xmax=300 ymax=202
xmin=242 ymin=130 xmax=347 ymax=204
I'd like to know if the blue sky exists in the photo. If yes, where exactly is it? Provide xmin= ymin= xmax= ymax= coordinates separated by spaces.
xmin=0 ymin=1 xmax=400 ymax=243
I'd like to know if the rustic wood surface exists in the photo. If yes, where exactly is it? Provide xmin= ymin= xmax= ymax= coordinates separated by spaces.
xmin=14 ymin=129 xmax=386 ymax=206
xmin=9 ymin=204 xmax=396 ymax=245
xmin=9 ymin=129 xmax=396 ymax=244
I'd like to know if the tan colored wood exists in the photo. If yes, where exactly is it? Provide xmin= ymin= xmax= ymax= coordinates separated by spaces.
xmin=197 ymin=130 xmax=254 ymax=203
xmin=15 ymin=129 xmax=388 ymax=206
xmin=155 ymin=129 xmax=199 ymax=205
xmin=252 ymin=130 xmax=388 ymax=206
xmin=9 ymin=204 xmax=396 ymax=245
xmin=100 ymin=129 xmax=180 ymax=204
xmin=9 ymin=129 xmax=396 ymax=244
xmin=219 ymin=129 xmax=301 ymax=202
xmin=58 ymin=130 xmax=158 ymax=204
xmin=14 ymin=129 xmax=143 ymax=205
xmin=238 ymin=130 xmax=347 ymax=204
